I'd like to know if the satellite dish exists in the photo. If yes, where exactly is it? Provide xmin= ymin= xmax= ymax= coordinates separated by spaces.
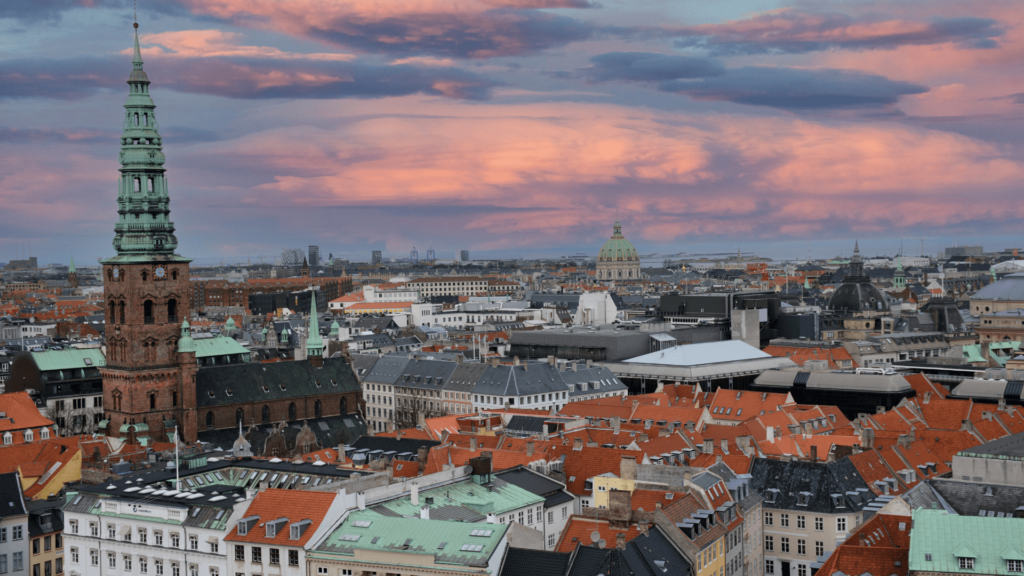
xmin=591 ymin=531 xmax=601 ymax=543
xmin=597 ymin=539 xmax=607 ymax=549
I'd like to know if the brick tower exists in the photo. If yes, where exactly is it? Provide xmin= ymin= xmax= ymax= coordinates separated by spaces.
xmin=100 ymin=24 xmax=197 ymax=445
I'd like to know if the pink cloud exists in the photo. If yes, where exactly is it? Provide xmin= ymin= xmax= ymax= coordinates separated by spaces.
xmin=132 ymin=30 xmax=354 ymax=61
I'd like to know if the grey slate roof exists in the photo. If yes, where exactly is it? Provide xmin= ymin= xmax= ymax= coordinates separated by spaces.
xmin=361 ymin=355 xmax=411 ymax=384
xmin=349 ymin=353 xmax=380 ymax=378
xmin=565 ymin=527 xmax=690 ymax=576
xmin=754 ymin=370 xmax=913 ymax=393
xmin=749 ymin=458 xmax=871 ymax=514
xmin=349 ymin=436 xmax=440 ymax=453
xmin=500 ymin=548 xmax=571 ymax=576
xmin=195 ymin=357 xmax=360 ymax=408
xmin=505 ymin=415 xmax=547 ymax=433
xmin=393 ymin=358 xmax=458 ymax=390
xmin=197 ymin=414 xmax=367 ymax=451
xmin=0 ymin=472 xmax=25 ymax=518
xmin=473 ymin=361 xmax=626 ymax=398
xmin=927 ymin=479 xmax=1024 ymax=517
xmin=443 ymin=363 xmax=489 ymax=392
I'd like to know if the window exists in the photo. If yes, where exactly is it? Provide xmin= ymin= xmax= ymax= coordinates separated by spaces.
xmin=90 ymin=551 xmax=98 ymax=567
xmin=837 ymin=517 xmax=847 ymax=532
xmin=563 ymin=506 xmax=568 ymax=519
xmin=815 ymin=541 xmax=824 ymax=557
xmin=108 ymin=526 xmax=116 ymax=540
xmin=11 ymin=555 xmax=20 ymax=573
xmin=269 ymin=550 xmax=279 ymax=566
xmin=124 ymin=556 xmax=132 ymax=572
xmin=209 ymin=569 xmax=217 ymax=576
xmin=798 ymin=539 xmax=806 ymax=555
xmin=69 ymin=522 xmax=78 ymax=535
xmin=108 ymin=554 xmax=115 ymax=569
xmin=814 ymin=517 xmax=823 ymax=531
xmin=12 ymin=527 xmax=22 ymax=541
xmin=54 ymin=535 xmax=60 ymax=550
xmin=171 ymin=534 xmax=180 ymax=548
xmin=189 ymin=566 xmax=198 ymax=576
xmin=138 ymin=530 xmax=147 ymax=544
xmin=171 ymin=564 xmax=179 ymax=576
xmin=288 ymin=551 xmax=298 ymax=567
xmin=154 ymin=532 xmax=163 ymax=546
xmin=209 ymin=541 xmax=218 ymax=554
xmin=797 ymin=565 xmax=807 ymax=576
xmin=251 ymin=548 xmax=261 ymax=564
xmin=765 ymin=536 xmax=773 ymax=551
xmin=33 ymin=539 xmax=39 ymax=555
xmin=797 ymin=515 xmax=806 ymax=529
xmin=781 ymin=537 xmax=790 ymax=553
xmin=341 ymin=571 xmax=352 ymax=576
xmin=189 ymin=536 xmax=198 ymax=551
xmin=155 ymin=561 xmax=163 ymax=576
xmin=0 ymin=528 xmax=5 ymax=543
xmin=1007 ymin=560 xmax=1023 ymax=572
xmin=548 ymin=511 xmax=554 ymax=524
xmin=139 ymin=558 xmax=147 ymax=574
xmin=959 ymin=558 xmax=975 ymax=570
xmin=55 ymin=559 xmax=61 ymax=575
xmin=90 ymin=523 xmax=98 ymax=538
xmin=317 ymin=568 xmax=328 ymax=575
xmin=548 ymin=533 xmax=556 ymax=547
xmin=235 ymin=547 xmax=244 ymax=561
xmin=764 ymin=512 xmax=773 ymax=526
xmin=780 ymin=513 xmax=789 ymax=528
xmin=70 ymin=550 xmax=78 ymax=565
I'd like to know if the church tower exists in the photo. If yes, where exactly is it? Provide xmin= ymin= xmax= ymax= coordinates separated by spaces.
xmin=67 ymin=256 xmax=78 ymax=290
xmin=100 ymin=24 xmax=197 ymax=444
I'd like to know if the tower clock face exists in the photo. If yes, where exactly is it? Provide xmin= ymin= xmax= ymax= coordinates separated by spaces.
xmin=156 ymin=267 xmax=166 ymax=278
xmin=113 ymin=267 xmax=120 ymax=279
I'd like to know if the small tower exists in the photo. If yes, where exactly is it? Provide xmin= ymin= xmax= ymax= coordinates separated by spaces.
xmin=222 ymin=316 xmax=236 ymax=337
xmin=329 ymin=319 xmax=340 ymax=340
xmin=894 ymin=257 xmax=906 ymax=291
xmin=68 ymin=256 xmax=79 ymax=289
xmin=307 ymin=295 xmax=324 ymax=367
xmin=301 ymin=257 xmax=310 ymax=278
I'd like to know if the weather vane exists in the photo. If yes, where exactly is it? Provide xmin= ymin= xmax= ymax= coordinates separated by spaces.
xmin=134 ymin=0 xmax=138 ymax=28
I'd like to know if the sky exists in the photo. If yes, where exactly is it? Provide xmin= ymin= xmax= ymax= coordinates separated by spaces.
xmin=2 ymin=0 xmax=1023 ymax=266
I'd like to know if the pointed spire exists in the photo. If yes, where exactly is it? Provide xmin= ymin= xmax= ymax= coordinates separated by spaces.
xmin=132 ymin=25 xmax=143 ymax=66
xmin=307 ymin=295 xmax=324 ymax=358
xmin=68 ymin=256 xmax=76 ymax=274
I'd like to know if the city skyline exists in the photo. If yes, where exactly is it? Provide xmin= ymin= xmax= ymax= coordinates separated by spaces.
xmin=2 ymin=0 xmax=1023 ymax=264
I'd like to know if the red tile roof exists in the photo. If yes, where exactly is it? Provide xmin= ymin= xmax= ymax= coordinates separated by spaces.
xmin=816 ymin=514 xmax=911 ymax=576
xmin=225 ymin=489 xmax=337 ymax=546
xmin=554 ymin=516 xmax=643 ymax=553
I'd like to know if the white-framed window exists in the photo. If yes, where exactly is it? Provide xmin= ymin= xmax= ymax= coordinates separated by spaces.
xmin=124 ymin=555 xmax=132 ymax=571
xmin=1007 ymin=560 xmax=1023 ymax=572
xmin=815 ymin=541 xmax=824 ymax=557
xmin=341 ymin=570 xmax=352 ymax=576
xmin=209 ymin=568 xmax=218 ymax=576
xmin=814 ymin=517 xmax=823 ymax=531
xmin=317 ymin=568 xmax=328 ymax=575
xmin=40 ymin=428 xmax=49 ymax=440
xmin=23 ymin=430 xmax=32 ymax=443
xmin=765 ymin=536 xmax=773 ymax=551
xmin=171 ymin=563 xmax=180 ymax=576
xmin=562 ymin=506 xmax=568 ymax=519
xmin=154 ymin=532 xmax=163 ymax=546
xmin=70 ymin=549 xmax=78 ymax=564
xmin=189 ymin=536 xmax=198 ymax=551
xmin=108 ymin=553 xmax=116 ymax=569
xmin=12 ymin=527 xmax=21 ymax=541
xmin=155 ymin=561 xmax=163 ymax=576
xmin=90 ymin=551 xmax=98 ymax=567
xmin=3 ymin=433 xmax=13 ymax=445
xmin=548 ymin=511 xmax=554 ymax=524
xmin=140 ymin=558 xmax=147 ymax=574
xmin=764 ymin=512 xmax=773 ymax=526
xmin=69 ymin=521 xmax=78 ymax=535
xmin=797 ymin=565 xmax=807 ymax=576
xmin=190 ymin=566 xmax=198 ymax=576
xmin=138 ymin=529 xmax=147 ymax=544
xmin=548 ymin=533 xmax=556 ymax=547
xmin=837 ymin=517 xmax=847 ymax=532
xmin=765 ymin=561 xmax=775 ymax=575
xmin=780 ymin=513 xmax=789 ymax=527
xmin=959 ymin=558 xmax=975 ymax=570
xmin=108 ymin=525 xmax=116 ymax=539
xmin=171 ymin=534 xmax=180 ymax=548
xmin=90 ymin=523 xmax=98 ymax=537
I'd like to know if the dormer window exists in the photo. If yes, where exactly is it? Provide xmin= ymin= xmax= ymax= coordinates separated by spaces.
xmin=796 ymin=492 xmax=811 ymax=507
xmin=236 ymin=516 xmax=259 ymax=536
xmin=765 ymin=489 xmax=779 ymax=504
xmin=959 ymin=558 xmax=975 ymax=570
xmin=266 ymin=518 xmax=288 ymax=538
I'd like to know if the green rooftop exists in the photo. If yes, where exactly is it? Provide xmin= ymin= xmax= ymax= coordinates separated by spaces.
xmin=368 ymin=477 xmax=543 ymax=521
xmin=194 ymin=336 xmax=250 ymax=361
xmin=311 ymin=510 xmax=507 ymax=572
xmin=909 ymin=508 xmax=1024 ymax=575
xmin=31 ymin=348 xmax=106 ymax=372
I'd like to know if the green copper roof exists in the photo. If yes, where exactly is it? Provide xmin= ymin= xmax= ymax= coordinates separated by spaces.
xmin=103 ymin=26 xmax=189 ymax=265
xmin=178 ymin=319 xmax=196 ymax=354
xmin=68 ymin=256 xmax=76 ymax=274
xmin=194 ymin=335 xmax=249 ymax=359
xmin=368 ymin=477 xmax=542 ymax=520
xmin=307 ymin=294 xmax=324 ymax=356
xmin=29 ymin=348 xmax=106 ymax=372
xmin=909 ymin=508 xmax=1024 ymax=574
xmin=598 ymin=220 xmax=639 ymax=262
xmin=312 ymin=510 xmax=508 ymax=570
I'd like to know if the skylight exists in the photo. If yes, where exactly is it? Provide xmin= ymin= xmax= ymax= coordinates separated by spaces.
xmin=338 ymin=534 xmax=361 ymax=542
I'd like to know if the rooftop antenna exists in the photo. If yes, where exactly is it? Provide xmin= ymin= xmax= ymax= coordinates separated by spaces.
xmin=920 ymin=238 xmax=925 ymax=258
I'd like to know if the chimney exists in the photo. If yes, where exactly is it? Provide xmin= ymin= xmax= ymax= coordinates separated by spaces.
xmin=573 ymin=437 xmax=584 ymax=451
xmin=655 ymin=502 xmax=662 ymax=511
xmin=658 ymin=427 xmax=670 ymax=437
xmin=720 ymin=439 xmax=729 ymax=453
xmin=860 ymin=427 xmax=875 ymax=450
xmin=999 ymin=398 xmax=1007 ymax=411
xmin=810 ymin=445 xmax=818 ymax=461
xmin=527 ymin=441 xmax=535 ymax=456
xmin=767 ymin=426 xmax=775 ymax=444
xmin=685 ymin=421 xmax=695 ymax=432
xmin=456 ymin=354 xmax=463 ymax=365
xmin=703 ymin=439 xmax=713 ymax=453
xmin=420 ymin=506 xmax=430 ymax=520
xmin=514 ymin=356 xmax=520 ymax=366
xmin=616 ymin=532 xmax=626 ymax=550
xmin=632 ymin=400 xmax=639 ymax=411
xmin=491 ymin=358 xmax=499 ymax=367
xmin=923 ymin=392 xmax=931 ymax=404
xmin=411 ymin=483 xmax=419 ymax=506
xmin=716 ymin=454 xmax=723 ymax=464
xmin=396 ymin=430 xmax=403 ymax=441
xmin=572 ymin=362 xmax=578 ymax=372
xmin=586 ymin=359 xmax=593 ymax=368
xmin=638 ymin=434 xmax=649 ymax=442
xmin=357 ymin=492 xmax=366 ymax=510
xmin=487 ymin=513 xmax=497 ymax=524
xmin=612 ymin=417 xmax=621 ymax=434
xmin=683 ymin=470 xmax=692 ymax=483
xmin=876 ymin=406 xmax=886 ymax=415
xmin=620 ymin=456 xmax=637 ymax=481
xmin=548 ymin=355 xmax=556 ymax=366
xmin=470 ymin=438 xmax=478 ymax=452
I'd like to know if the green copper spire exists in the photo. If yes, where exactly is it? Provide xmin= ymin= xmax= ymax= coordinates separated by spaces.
xmin=329 ymin=319 xmax=340 ymax=338
xmin=104 ymin=24 xmax=188 ymax=264
xmin=68 ymin=256 xmax=76 ymax=274
xmin=894 ymin=255 xmax=906 ymax=290
xmin=177 ymin=319 xmax=195 ymax=353
xmin=307 ymin=295 xmax=324 ymax=358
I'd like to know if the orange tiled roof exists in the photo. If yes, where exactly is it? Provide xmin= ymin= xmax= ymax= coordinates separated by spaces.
xmin=816 ymin=514 xmax=910 ymax=576
xmin=0 ymin=392 xmax=54 ymax=433
xmin=225 ymin=489 xmax=336 ymax=545
xmin=555 ymin=516 xmax=643 ymax=553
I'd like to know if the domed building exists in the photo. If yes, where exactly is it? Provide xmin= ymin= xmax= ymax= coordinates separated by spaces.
xmin=970 ymin=273 xmax=1024 ymax=316
xmin=828 ymin=241 xmax=888 ymax=315
xmin=596 ymin=221 xmax=641 ymax=281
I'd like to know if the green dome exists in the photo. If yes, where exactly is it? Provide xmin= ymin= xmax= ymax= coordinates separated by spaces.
xmin=598 ymin=221 xmax=639 ymax=262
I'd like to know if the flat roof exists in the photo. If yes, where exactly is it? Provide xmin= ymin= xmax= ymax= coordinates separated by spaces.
xmin=624 ymin=340 xmax=771 ymax=366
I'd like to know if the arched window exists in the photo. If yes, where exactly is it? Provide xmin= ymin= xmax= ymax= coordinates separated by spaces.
xmin=134 ymin=178 xmax=141 ymax=193
xmin=134 ymin=112 xmax=139 ymax=126
xmin=340 ymin=397 xmax=348 ymax=415
xmin=141 ymin=270 xmax=148 ymax=281
xmin=261 ymin=405 xmax=270 ymax=424
xmin=150 ymin=394 xmax=156 ymax=410
xmin=144 ymin=300 xmax=154 ymax=323
xmin=109 ymin=300 xmax=116 ymax=323
xmin=24 ymin=429 xmax=33 ymax=443
xmin=288 ymin=403 xmax=297 ymax=421
xmin=167 ymin=299 xmax=177 ymax=323
xmin=172 ymin=391 xmax=178 ymax=407
xmin=171 ymin=270 xmax=178 ymax=280
xmin=143 ymin=113 xmax=149 ymax=126
xmin=206 ymin=411 xmax=214 ymax=430
xmin=314 ymin=400 xmax=322 ymax=418
xmin=236 ymin=408 xmax=244 ymax=425
xmin=118 ymin=301 xmax=126 ymax=324
xmin=147 ymin=177 xmax=154 ymax=193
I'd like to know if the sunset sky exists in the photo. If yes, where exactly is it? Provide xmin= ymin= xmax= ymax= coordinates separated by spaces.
xmin=2 ymin=0 xmax=1023 ymax=265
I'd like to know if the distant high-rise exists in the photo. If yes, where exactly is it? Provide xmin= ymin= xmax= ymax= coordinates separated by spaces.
xmin=426 ymin=248 xmax=436 ymax=261
xmin=371 ymin=250 xmax=382 ymax=266
xmin=410 ymin=247 xmax=419 ymax=264
xmin=281 ymin=248 xmax=304 ymax=266
xmin=308 ymin=245 xmax=320 ymax=266
xmin=460 ymin=250 xmax=470 ymax=262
